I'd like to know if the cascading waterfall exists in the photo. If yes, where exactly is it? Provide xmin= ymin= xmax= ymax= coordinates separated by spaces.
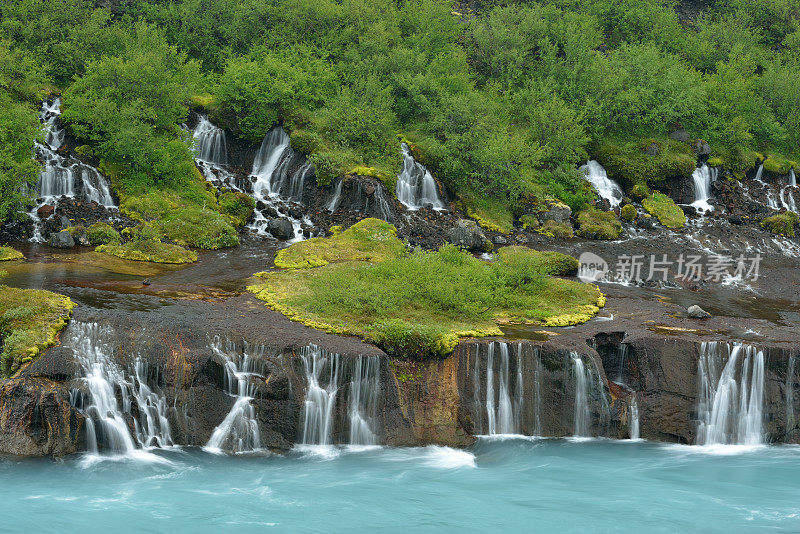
xmin=629 ymin=396 xmax=640 ymax=440
xmin=205 ymin=338 xmax=263 ymax=453
xmin=348 ymin=355 xmax=381 ymax=446
xmin=68 ymin=322 xmax=172 ymax=454
xmin=754 ymin=164 xmax=765 ymax=184
xmin=41 ymin=97 xmax=65 ymax=150
xmin=299 ymin=345 xmax=382 ymax=446
xmin=472 ymin=342 xmax=541 ymax=436
xmin=356 ymin=179 xmax=393 ymax=222
xmin=697 ymin=342 xmax=765 ymax=446
xmin=791 ymin=170 xmax=797 ymax=188
xmin=691 ymin=165 xmax=716 ymax=213
xmin=572 ymin=353 xmax=592 ymax=437
xmin=396 ymin=143 xmax=446 ymax=210
xmin=192 ymin=115 xmax=228 ymax=165
xmin=780 ymin=186 xmax=797 ymax=212
xmin=580 ymin=160 xmax=624 ymax=209
xmin=786 ymin=356 xmax=796 ymax=432
xmin=328 ymin=178 xmax=344 ymax=212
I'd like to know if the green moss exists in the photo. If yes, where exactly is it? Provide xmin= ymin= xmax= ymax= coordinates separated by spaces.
xmin=274 ymin=218 xmax=406 ymax=269
xmin=642 ymin=192 xmax=686 ymax=228
xmin=96 ymin=239 xmax=198 ymax=264
xmin=0 ymin=246 xmax=23 ymax=262
xmin=706 ymin=157 xmax=724 ymax=167
xmin=620 ymin=204 xmax=637 ymax=222
xmin=190 ymin=93 xmax=216 ymax=110
xmin=250 ymin=222 xmax=603 ymax=358
xmin=87 ymin=222 xmax=120 ymax=245
xmin=763 ymin=156 xmax=795 ymax=175
xmin=630 ymin=183 xmax=651 ymax=200
xmin=74 ymin=145 xmax=94 ymax=159
xmin=0 ymin=286 xmax=74 ymax=377
xmin=218 ymin=191 xmax=255 ymax=228
xmin=577 ymin=208 xmax=622 ymax=240
xmin=519 ymin=214 xmax=540 ymax=230
xmin=761 ymin=211 xmax=799 ymax=237
xmin=536 ymin=220 xmax=574 ymax=239
xmin=461 ymin=195 xmax=514 ymax=234
xmin=595 ymin=137 xmax=696 ymax=190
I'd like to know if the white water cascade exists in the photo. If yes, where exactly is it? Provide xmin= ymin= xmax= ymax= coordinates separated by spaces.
xmin=629 ymin=396 xmax=640 ymax=440
xmin=580 ymin=160 xmax=624 ymax=209
xmin=205 ymin=338 xmax=263 ymax=453
xmin=192 ymin=115 xmax=228 ymax=165
xmin=691 ymin=165 xmax=716 ymax=213
xmin=697 ymin=342 xmax=765 ymax=446
xmin=572 ymin=353 xmax=592 ymax=437
xmin=327 ymin=178 xmax=344 ymax=212
xmin=68 ymin=322 xmax=173 ymax=454
xmin=472 ymin=342 xmax=540 ymax=436
xmin=300 ymin=346 xmax=382 ymax=446
xmin=396 ymin=143 xmax=446 ymax=211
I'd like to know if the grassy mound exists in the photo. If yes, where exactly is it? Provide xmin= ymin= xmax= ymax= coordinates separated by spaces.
xmin=761 ymin=211 xmax=799 ymax=237
xmin=87 ymin=222 xmax=120 ymax=245
xmin=596 ymin=137 xmax=696 ymax=190
xmin=0 ymin=287 xmax=74 ymax=377
xmin=218 ymin=191 xmax=255 ymax=227
xmin=97 ymin=239 xmax=197 ymax=264
xmin=0 ymin=246 xmax=23 ymax=262
xmin=620 ymin=204 xmax=637 ymax=222
xmin=577 ymin=208 xmax=622 ymax=240
xmin=250 ymin=219 xmax=603 ymax=358
xmin=642 ymin=192 xmax=686 ymax=228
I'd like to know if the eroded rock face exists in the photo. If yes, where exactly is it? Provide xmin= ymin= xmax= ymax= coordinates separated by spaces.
xmin=446 ymin=219 xmax=491 ymax=253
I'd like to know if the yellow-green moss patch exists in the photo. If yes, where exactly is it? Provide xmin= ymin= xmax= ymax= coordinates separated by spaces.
xmin=96 ymin=239 xmax=197 ymax=264
xmin=577 ymin=208 xmax=622 ymax=240
xmin=642 ymin=192 xmax=686 ymax=228
xmin=250 ymin=220 xmax=602 ymax=358
xmin=0 ymin=287 xmax=74 ymax=377
xmin=0 ymin=246 xmax=23 ymax=262
xmin=761 ymin=211 xmax=799 ymax=237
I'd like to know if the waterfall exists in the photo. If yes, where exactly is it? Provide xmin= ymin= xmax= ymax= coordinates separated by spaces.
xmin=205 ymin=338 xmax=263 ymax=453
xmin=790 ymin=170 xmax=797 ymax=188
xmin=252 ymin=127 xmax=292 ymax=196
xmin=299 ymin=346 xmax=382 ymax=446
xmin=766 ymin=187 xmax=780 ymax=210
xmin=192 ymin=115 xmax=228 ymax=165
xmin=396 ymin=143 xmax=446 ymax=210
xmin=629 ymin=396 xmax=640 ymax=440
xmin=348 ymin=355 xmax=381 ymax=446
xmin=328 ymin=178 xmax=344 ymax=212
xmin=580 ymin=160 xmax=624 ymax=209
xmin=483 ymin=342 xmax=519 ymax=435
xmin=572 ymin=353 xmax=591 ymax=437
xmin=754 ymin=164 xmax=765 ymax=184
xmin=780 ymin=186 xmax=797 ymax=212
xmin=786 ymin=356 xmax=796 ymax=433
xmin=41 ymin=97 xmax=64 ymax=150
xmin=697 ymin=342 xmax=765 ymax=446
xmin=691 ymin=165 xmax=715 ymax=213
xmin=357 ymin=179 xmax=392 ymax=222
xmin=68 ymin=322 xmax=172 ymax=454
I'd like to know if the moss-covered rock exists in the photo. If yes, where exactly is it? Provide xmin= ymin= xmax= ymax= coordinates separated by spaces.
xmin=761 ymin=211 xmax=799 ymax=237
xmin=218 ymin=191 xmax=255 ymax=227
xmin=577 ymin=208 xmax=622 ymax=240
xmin=0 ymin=246 xmax=23 ymax=262
xmin=0 ymin=287 xmax=74 ymax=377
xmin=706 ymin=157 xmax=724 ymax=167
xmin=642 ymin=192 xmax=686 ymax=228
xmin=620 ymin=204 xmax=637 ymax=222
xmin=87 ymin=222 xmax=120 ymax=245
xmin=596 ymin=137 xmax=696 ymax=190
xmin=630 ymin=183 xmax=651 ymax=200
xmin=763 ymin=156 xmax=796 ymax=175
xmin=537 ymin=220 xmax=574 ymax=239
xmin=96 ymin=239 xmax=198 ymax=264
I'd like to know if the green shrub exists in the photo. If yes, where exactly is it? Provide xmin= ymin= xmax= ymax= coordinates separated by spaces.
xmin=218 ymin=192 xmax=255 ymax=227
xmin=577 ymin=208 xmax=622 ymax=240
xmin=630 ymin=184 xmax=651 ymax=200
xmin=761 ymin=211 xmax=799 ymax=236
xmin=620 ymin=204 xmax=637 ymax=222
xmin=87 ymin=222 xmax=120 ymax=245
xmin=0 ymin=246 xmax=23 ymax=261
xmin=596 ymin=137 xmax=696 ymax=190
xmin=537 ymin=220 xmax=574 ymax=239
xmin=159 ymin=208 xmax=239 ymax=249
xmin=763 ymin=156 xmax=794 ymax=175
xmin=642 ymin=192 xmax=686 ymax=228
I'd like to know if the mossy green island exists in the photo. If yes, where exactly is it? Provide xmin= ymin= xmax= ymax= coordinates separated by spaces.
xmin=0 ymin=246 xmax=23 ymax=262
xmin=249 ymin=219 xmax=604 ymax=358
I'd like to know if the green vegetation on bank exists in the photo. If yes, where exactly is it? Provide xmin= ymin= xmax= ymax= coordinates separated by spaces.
xmin=0 ymin=246 xmax=23 ymax=261
xmin=0 ymin=286 xmax=74 ymax=377
xmin=1 ymin=0 xmax=800 ymax=231
xmin=577 ymin=208 xmax=622 ymax=240
xmin=250 ymin=219 xmax=604 ymax=358
xmin=642 ymin=192 xmax=687 ymax=229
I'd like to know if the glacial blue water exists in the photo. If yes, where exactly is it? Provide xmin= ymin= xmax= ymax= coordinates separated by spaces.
xmin=3 ymin=438 xmax=799 ymax=532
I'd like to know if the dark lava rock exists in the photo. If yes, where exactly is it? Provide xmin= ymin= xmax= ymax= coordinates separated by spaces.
xmin=692 ymin=140 xmax=711 ymax=156
xmin=669 ymin=128 xmax=690 ymax=143
xmin=70 ymin=226 xmax=90 ymax=246
xmin=728 ymin=215 xmax=743 ymax=225
xmin=537 ymin=199 xmax=572 ymax=225
xmin=447 ymin=219 xmax=491 ymax=253
xmin=636 ymin=217 xmax=658 ymax=230
xmin=48 ymin=230 xmax=75 ymax=249
xmin=687 ymin=305 xmax=712 ymax=319
xmin=493 ymin=235 xmax=508 ymax=246
xmin=268 ymin=218 xmax=295 ymax=240
xmin=681 ymin=205 xmax=698 ymax=217
xmin=37 ymin=205 xmax=55 ymax=219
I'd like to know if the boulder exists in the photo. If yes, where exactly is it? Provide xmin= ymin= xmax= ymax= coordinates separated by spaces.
xmin=728 ymin=215 xmax=743 ymax=225
xmin=69 ymin=226 xmax=90 ymax=247
xmin=537 ymin=199 xmax=572 ymax=225
xmin=687 ymin=305 xmax=711 ymax=319
xmin=692 ymin=140 xmax=711 ymax=156
xmin=669 ymin=129 xmax=690 ymax=143
xmin=48 ymin=230 xmax=75 ymax=249
xmin=37 ymin=205 xmax=55 ymax=219
xmin=268 ymin=218 xmax=295 ymax=240
xmin=644 ymin=142 xmax=660 ymax=156
xmin=492 ymin=235 xmax=508 ymax=246
xmin=446 ymin=219 xmax=492 ymax=253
